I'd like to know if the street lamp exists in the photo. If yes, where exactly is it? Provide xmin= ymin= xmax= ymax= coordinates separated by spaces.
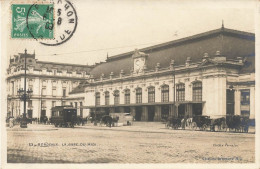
xmin=17 ymin=49 xmax=33 ymax=128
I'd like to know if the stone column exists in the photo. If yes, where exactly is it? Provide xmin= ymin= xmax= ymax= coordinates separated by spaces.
xmin=250 ymin=87 xmax=255 ymax=119
xmin=234 ymin=90 xmax=241 ymax=115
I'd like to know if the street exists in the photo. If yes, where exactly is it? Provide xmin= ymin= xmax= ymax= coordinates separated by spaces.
xmin=7 ymin=122 xmax=255 ymax=163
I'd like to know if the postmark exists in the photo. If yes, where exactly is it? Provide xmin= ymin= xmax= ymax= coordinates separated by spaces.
xmin=12 ymin=3 xmax=54 ymax=39
xmin=40 ymin=0 xmax=78 ymax=46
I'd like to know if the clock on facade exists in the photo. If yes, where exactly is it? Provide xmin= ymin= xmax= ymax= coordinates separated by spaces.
xmin=132 ymin=49 xmax=148 ymax=73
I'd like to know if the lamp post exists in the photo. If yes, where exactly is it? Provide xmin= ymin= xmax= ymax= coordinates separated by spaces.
xmin=17 ymin=49 xmax=33 ymax=128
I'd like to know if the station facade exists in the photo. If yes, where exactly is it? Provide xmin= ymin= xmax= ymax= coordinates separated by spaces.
xmin=6 ymin=27 xmax=255 ymax=121
xmin=71 ymin=27 xmax=255 ymax=121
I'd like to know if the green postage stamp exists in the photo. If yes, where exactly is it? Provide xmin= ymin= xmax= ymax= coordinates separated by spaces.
xmin=11 ymin=4 xmax=54 ymax=39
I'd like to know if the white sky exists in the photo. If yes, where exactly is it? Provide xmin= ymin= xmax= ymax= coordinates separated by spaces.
xmin=1 ymin=0 xmax=256 ymax=65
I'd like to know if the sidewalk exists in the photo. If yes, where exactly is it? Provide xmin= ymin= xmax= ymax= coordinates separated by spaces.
xmin=76 ymin=122 xmax=256 ymax=134
xmin=6 ymin=124 xmax=58 ymax=131
xmin=6 ymin=122 xmax=255 ymax=134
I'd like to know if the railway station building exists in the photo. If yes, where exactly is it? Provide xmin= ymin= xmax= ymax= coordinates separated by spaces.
xmin=6 ymin=26 xmax=255 ymax=122
xmin=71 ymin=26 xmax=255 ymax=121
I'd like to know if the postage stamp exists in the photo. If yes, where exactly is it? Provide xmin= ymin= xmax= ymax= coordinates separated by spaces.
xmin=11 ymin=3 xmax=54 ymax=39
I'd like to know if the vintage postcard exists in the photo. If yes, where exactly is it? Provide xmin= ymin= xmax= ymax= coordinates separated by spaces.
xmin=1 ymin=0 xmax=259 ymax=169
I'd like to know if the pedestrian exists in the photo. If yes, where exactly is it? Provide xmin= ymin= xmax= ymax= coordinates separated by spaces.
xmin=9 ymin=116 xmax=14 ymax=128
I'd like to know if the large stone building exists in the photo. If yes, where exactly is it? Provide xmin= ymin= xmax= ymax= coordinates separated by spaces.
xmin=6 ymin=26 xmax=255 ymax=122
xmin=6 ymin=50 xmax=93 ymax=120
xmin=71 ymin=26 xmax=255 ymax=121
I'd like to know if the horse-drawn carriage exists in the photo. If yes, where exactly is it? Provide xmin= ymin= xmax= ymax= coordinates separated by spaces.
xmin=50 ymin=106 xmax=77 ymax=128
xmin=226 ymin=115 xmax=250 ymax=133
xmin=99 ymin=115 xmax=119 ymax=127
xmin=166 ymin=114 xmax=251 ymax=133
xmin=191 ymin=115 xmax=211 ymax=131
xmin=165 ymin=117 xmax=183 ymax=130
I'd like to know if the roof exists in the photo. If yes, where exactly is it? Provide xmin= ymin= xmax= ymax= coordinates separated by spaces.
xmin=89 ymin=27 xmax=255 ymax=78
xmin=9 ymin=53 xmax=93 ymax=74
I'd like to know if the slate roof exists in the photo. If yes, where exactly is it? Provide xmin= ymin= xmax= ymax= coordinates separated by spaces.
xmin=90 ymin=27 xmax=255 ymax=78
xmin=70 ymin=27 xmax=255 ymax=94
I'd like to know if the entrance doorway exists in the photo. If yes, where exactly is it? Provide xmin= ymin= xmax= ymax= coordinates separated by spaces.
xmin=178 ymin=104 xmax=185 ymax=118
xmin=124 ymin=107 xmax=130 ymax=113
xmin=105 ymin=108 xmax=110 ymax=115
xmin=192 ymin=103 xmax=202 ymax=116
xmin=161 ymin=106 xmax=169 ymax=120
xmin=135 ymin=107 xmax=142 ymax=121
xmin=40 ymin=110 xmax=46 ymax=122
xmin=148 ymin=106 xmax=155 ymax=121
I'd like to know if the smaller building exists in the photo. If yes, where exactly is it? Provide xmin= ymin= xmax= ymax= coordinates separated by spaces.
xmin=6 ymin=50 xmax=93 ymax=120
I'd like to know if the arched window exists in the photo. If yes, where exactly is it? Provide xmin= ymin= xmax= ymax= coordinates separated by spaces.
xmin=161 ymin=85 xmax=169 ymax=102
xmin=192 ymin=81 xmax=202 ymax=101
xmin=95 ymin=92 xmax=100 ymax=106
xmin=148 ymin=86 xmax=155 ymax=103
xmin=105 ymin=91 xmax=110 ymax=105
xmin=136 ymin=88 xmax=142 ymax=103
xmin=114 ymin=90 xmax=120 ymax=105
xmin=124 ymin=89 xmax=130 ymax=104
xmin=176 ymin=83 xmax=185 ymax=101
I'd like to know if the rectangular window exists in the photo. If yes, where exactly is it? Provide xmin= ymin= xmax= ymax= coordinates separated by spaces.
xmin=42 ymin=88 xmax=46 ymax=96
xmin=114 ymin=91 xmax=120 ymax=105
xmin=136 ymin=88 xmax=142 ymax=103
xmin=62 ymin=101 xmax=66 ymax=106
xmin=105 ymin=92 xmax=110 ymax=105
xmin=41 ymin=100 xmax=46 ymax=108
xmin=96 ymin=93 xmax=100 ymax=106
xmin=240 ymin=89 xmax=250 ymax=117
xmin=28 ymin=100 xmax=33 ymax=107
xmin=192 ymin=82 xmax=202 ymax=101
xmin=148 ymin=87 xmax=155 ymax=103
xmin=176 ymin=84 xmax=185 ymax=101
xmin=52 ymin=101 xmax=56 ymax=107
xmin=75 ymin=102 xmax=78 ymax=108
xmin=125 ymin=89 xmax=130 ymax=104
xmin=52 ymin=87 xmax=57 ymax=96
xmin=62 ymin=88 xmax=66 ymax=97
xmin=161 ymin=85 xmax=169 ymax=102
xmin=42 ymin=80 xmax=47 ymax=87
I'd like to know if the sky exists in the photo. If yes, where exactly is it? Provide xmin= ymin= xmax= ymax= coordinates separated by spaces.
xmin=1 ymin=0 xmax=256 ymax=66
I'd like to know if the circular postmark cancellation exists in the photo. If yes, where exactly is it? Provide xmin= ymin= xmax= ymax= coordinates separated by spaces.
xmin=26 ymin=3 xmax=54 ymax=40
xmin=25 ymin=0 xmax=77 ymax=46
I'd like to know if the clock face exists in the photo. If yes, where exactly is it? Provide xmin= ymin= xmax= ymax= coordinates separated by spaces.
xmin=135 ymin=60 xmax=140 ymax=67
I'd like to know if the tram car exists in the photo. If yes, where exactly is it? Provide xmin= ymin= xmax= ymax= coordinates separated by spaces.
xmin=50 ymin=106 xmax=77 ymax=128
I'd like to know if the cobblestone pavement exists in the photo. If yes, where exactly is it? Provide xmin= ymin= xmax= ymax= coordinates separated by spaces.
xmin=7 ymin=122 xmax=255 ymax=163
